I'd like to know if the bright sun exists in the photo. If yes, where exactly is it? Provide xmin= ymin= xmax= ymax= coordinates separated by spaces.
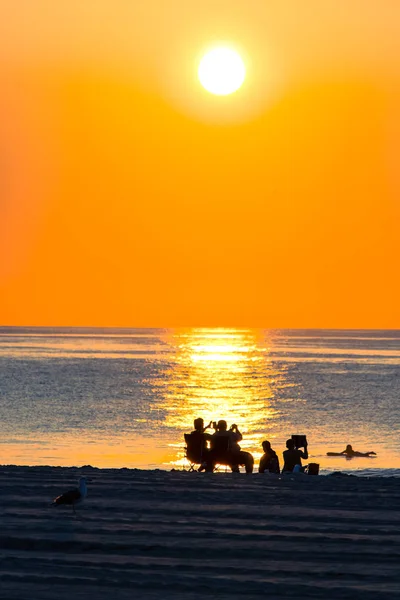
xmin=198 ymin=47 xmax=246 ymax=96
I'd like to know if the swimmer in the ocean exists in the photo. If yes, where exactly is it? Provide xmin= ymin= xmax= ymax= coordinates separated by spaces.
xmin=340 ymin=444 xmax=376 ymax=457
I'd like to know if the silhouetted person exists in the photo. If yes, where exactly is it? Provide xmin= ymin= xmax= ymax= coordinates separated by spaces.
xmin=188 ymin=418 xmax=213 ymax=471
xmin=191 ymin=417 xmax=212 ymax=436
xmin=259 ymin=440 xmax=280 ymax=474
xmin=282 ymin=438 xmax=308 ymax=473
xmin=340 ymin=444 xmax=376 ymax=458
xmin=209 ymin=420 xmax=254 ymax=473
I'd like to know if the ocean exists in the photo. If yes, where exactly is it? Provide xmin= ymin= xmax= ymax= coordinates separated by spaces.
xmin=1 ymin=327 xmax=399 ymax=476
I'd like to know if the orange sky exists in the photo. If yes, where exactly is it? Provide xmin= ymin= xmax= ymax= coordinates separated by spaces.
xmin=1 ymin=1 xmax=399 ymax=328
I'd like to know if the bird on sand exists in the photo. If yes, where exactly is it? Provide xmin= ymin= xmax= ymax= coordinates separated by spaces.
xmin=51 ymin=477 xmax=89 ymax=514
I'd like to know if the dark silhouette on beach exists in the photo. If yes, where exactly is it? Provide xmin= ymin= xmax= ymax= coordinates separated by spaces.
xmin=185 ymin=418 xmax=254 ymax=473
xmin=282 ymin=438 xmax=309 ymax=473
xmin=208 ymin=419 xmax=254 ymax=473
xmin=208 ymin=420 xmax=254 ymax=473
xmin=51 ymin=477 xmax=89 ymax=515
xmin=259 ymin=440 xmax=280 ymax=474
xmin=184 ymin=418 xmax=213 ymax=471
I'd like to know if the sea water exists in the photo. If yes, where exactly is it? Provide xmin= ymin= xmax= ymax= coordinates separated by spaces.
xmin=0 ymin=327 xmax=399 ymax=476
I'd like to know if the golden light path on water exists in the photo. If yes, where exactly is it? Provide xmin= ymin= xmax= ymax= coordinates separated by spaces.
xmin=157 ymin=329 xmax=288 ymax=468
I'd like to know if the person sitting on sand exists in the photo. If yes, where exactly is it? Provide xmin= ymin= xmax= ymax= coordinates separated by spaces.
xmin=340 ymin=444 xmax=376 ymax=458
xmin=282 ymin=438 xmax=308 ymax=473
xmin=259 ymin=440 xmax=280 ymax=474
xmin=188 ymin=418 xmax=213 ymax=471
xmin=208 ymin=420 xmax=254 ymax=473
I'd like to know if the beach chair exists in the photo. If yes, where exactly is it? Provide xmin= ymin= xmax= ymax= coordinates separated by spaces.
xmin=184 ymin=433 xmax=241 ymax=473
xmin=184 ymin=433 xmax=207 ymax=472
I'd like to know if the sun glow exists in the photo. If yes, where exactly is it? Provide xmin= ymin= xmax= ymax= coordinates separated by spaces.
xmin=198 ymin=47 xmax=246 ymax=96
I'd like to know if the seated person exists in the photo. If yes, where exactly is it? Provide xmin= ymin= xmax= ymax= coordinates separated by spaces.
xmin=259 ymin=440 xmax=280 ymax=474
xmin=282 ymin=438 xmax=308 ymax=473
xmin=209 ymin=420 xmax=254 ymax=473
xmin=191 ymin=417 xmax=212 ymax=437
xmin=186 ymin=417 xmax=213 ymax=471
xmin=340 ymin=444 xmax=376 ymax=457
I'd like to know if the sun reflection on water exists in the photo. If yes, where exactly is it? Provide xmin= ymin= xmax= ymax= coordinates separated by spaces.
xmin=157 ymin=329 xmax=286 ymax=467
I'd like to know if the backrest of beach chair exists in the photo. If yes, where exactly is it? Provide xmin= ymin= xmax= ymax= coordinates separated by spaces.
xmin=184 ymin=433 xmax=204 ymax=465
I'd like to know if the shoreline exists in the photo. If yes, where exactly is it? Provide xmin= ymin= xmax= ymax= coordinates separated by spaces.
xmin=2 ymin=465 xmax=400 ymax=599
xmin=1 ymin=462 xmax=400 ymax=478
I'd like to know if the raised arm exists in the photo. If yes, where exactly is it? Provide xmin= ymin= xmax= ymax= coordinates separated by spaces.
xmin=300 ymin=444 xmax=309 ymax=460
xmin=354 ymin=451 xmax=377 ymax=457
xmin=232 ymin=425 xmax=243 ymax=441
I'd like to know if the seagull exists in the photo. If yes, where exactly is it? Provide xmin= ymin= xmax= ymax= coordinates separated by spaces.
xmin=51 ymin=477 xmax=89 ymax=514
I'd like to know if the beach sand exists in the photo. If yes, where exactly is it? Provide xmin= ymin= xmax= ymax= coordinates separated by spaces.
xmin=1 ymin=466 xmax=399 ymax=599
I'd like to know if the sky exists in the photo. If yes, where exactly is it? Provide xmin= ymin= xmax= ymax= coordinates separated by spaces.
xmin=1 ymin=1 xmax=399 ymax=328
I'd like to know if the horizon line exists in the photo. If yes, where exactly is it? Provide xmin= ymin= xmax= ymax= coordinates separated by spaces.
xmin=1 ymin=324 xmax=400 ymax=332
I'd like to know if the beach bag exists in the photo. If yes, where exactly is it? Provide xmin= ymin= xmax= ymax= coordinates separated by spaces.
xmin=307 ymin=463 xmax=320 ymax=476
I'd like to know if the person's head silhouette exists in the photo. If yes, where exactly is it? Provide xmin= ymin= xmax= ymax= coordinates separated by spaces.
xmin=193 ymin=418 xmax=204 ymax=432
xmin=262 ymin=440 xmax=272 ymax=453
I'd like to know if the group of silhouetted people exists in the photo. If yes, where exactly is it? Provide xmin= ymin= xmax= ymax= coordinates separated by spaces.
xmin=188 ymin=418 xmax=254 ymax=473
xmin=259 ymin=437 xmax=312 ymax=473
xmin=186 ymin=418 xmax=311 ymax=474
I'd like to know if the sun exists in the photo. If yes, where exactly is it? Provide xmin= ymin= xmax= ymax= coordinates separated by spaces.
xmin=198 ymin=47 xmax=246 ymax=96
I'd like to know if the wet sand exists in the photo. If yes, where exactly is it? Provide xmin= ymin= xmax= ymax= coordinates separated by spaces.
xmin=1 ymin=466 xmax=399 ymax=599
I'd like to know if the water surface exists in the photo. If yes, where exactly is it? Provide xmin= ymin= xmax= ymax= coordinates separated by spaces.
xmin=1 ymin=327 xmax=399 ymax=475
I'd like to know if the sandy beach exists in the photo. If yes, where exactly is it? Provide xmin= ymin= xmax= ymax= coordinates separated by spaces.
xmin=1 ymin=466 xmax=399 ymax=599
